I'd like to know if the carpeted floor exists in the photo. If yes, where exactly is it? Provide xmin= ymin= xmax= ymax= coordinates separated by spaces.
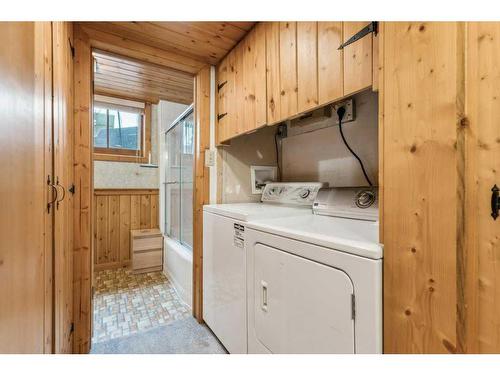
xmin=90 ymin=316 xmax=227 ymax=354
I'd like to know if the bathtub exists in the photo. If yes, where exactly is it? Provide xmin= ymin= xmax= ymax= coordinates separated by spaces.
xmin=163 ymin=236 xmax=193 ymax=307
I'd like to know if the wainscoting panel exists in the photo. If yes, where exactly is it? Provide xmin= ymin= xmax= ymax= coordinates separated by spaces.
xmin=94 ymin=189 xmax=160 ymax=270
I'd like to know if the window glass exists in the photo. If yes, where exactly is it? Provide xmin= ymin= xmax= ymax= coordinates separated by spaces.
xmin=93 ymin=107 xmax=108 ymax=148
xmin=109 ymin=109 xmax=142 ymax=150
xmin=93 ymin=104 xmax=143 ymax=152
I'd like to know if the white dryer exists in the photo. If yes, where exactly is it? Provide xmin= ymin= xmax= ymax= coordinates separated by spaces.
xmin=202 ymin=182 xmax=326 ymax=353
xmin=245 ymin=187 xmax=383 ymax=354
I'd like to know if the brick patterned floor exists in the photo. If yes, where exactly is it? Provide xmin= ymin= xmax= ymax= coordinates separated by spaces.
xmin=92 ymin=268 xmax=191 ymax=343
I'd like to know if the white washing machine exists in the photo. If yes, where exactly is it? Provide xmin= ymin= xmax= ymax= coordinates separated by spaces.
xmin=203 ymin=182 xmax=326 ymax=353
xmin=245 ymin=187 xmax=383 ymax=354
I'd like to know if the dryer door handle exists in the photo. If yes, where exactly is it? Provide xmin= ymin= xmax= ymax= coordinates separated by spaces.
xmin=261 ymin=280 xmax=268 ymax=312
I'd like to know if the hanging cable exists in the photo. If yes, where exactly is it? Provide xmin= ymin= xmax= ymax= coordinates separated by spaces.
xmin=274 ymin=129 xmax=281 ymax=181
xmin=336 ymin=106 xmax=373 ymax=187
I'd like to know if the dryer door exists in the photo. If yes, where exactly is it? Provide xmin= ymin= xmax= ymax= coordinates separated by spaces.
xmin=253 ymin=243 xmax=355 ymax=353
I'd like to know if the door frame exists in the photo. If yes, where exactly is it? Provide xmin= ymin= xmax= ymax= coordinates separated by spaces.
xmin=72 ymin=25 xmax=211 ymax=352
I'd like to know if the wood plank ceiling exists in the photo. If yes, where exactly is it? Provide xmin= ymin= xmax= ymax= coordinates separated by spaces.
xmin=85 ymin=22 xmax=255 ymax=104
xmin=80 ymin=22 xmax=255 ymax=73
xmin=93 ymin=50 xmax=195 ymax=104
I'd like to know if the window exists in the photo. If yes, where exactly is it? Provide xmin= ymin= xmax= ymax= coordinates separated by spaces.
xmin=164 ymin=106 xmax=194 ymax=249
xmin=93 ymin=99 xmax=151 ymax=162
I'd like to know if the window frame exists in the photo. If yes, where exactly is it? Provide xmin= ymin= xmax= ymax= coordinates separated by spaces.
xmin=93 ymin=99 xmax=152 ymax=163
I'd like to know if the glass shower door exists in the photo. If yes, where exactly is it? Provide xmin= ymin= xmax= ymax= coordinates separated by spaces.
xmin=164 ymin=106 xmax=194 ymax=250
xmin=180 ymin=112 xmax=194 ymax=248
xmin=165 ymin=121 xmax=182 ymax=240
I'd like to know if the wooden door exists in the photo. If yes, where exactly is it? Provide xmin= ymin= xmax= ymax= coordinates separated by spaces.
xmin=343 ymin=22 xmax=373 ymax=95
xmin=466 ymin=22 xmax=500 ymax=353
xmin=52 ymin=22 xmax=74 ymax=353
xmin=0 ymin=22 xmax=54 ymax=353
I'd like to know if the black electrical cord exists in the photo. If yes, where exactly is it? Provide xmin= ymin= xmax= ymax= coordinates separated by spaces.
xmin=274 ymin=130 xmax=281 ymax=181
xmin=337 ymin=106 xmax=373 ymax=187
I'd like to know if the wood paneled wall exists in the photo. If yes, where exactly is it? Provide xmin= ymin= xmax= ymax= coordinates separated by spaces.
xmin=93 ymin=189 xmax=159 ymax=270
xmin=381 ymin=22 xmax=462 ymax=353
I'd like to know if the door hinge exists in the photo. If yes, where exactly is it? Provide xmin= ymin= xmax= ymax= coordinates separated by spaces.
xmin=338 ymin=21 xmax=378 ymax=50
xmin=217 ymin=112 xmax=228 ymax=122
xmin=217 ymin=80 xmax=228 ymax=92
xmin=351 ymin=294 xmax=356 ymax=320
xmin=68 ymin=38 xmax=75 ymax=58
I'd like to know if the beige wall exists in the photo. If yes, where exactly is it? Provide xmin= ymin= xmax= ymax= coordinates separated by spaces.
xmin=217 ymin=89 xmax=378 ymax=203
xmin=219 ymin=125 xmax=278 ymax=203
xmin=282 ymin=90 xmax=378 ymax=187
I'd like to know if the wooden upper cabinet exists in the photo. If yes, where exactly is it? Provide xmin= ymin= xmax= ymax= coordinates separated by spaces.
xmin=266 ymin=21 xmax=320 ymax=124
xmin=217 ymin=23 xmax=266 ymax=143
xmin=266 ymin=22 xmax=281 ymax=125
xmin=318 ymin=22 xmax=343 ymax=105
xmin=343 ymin=22 xmax=373 ymax=95
xmin=297 ymin=22 xmax=319 ymax=113
xmin=216 ymin=53 xmax=229 ymax=143
xmin=242 ymin=22 xmax=267 ymax=133
xmin=279 ymin=22 xmax=298 ymax=120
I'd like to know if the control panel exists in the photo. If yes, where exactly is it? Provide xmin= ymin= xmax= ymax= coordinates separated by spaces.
xmin=261 ymin=182 xmax=327 ymax=206
xmin=313 ymin=187 xmax=379 ymax=221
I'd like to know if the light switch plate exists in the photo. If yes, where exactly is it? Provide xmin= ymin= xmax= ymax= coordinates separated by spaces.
xmin=204 ymin=149 xmax=216 ymax=167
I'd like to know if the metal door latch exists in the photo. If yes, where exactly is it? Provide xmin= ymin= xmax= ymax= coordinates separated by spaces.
xmin=338 ymin=21 xmax=378 ymax=50
xmin=492 ymin=184 xmax=500 ymax=220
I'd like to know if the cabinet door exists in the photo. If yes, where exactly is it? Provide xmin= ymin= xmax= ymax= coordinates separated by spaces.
xmin=217 ymin=48 xmax=240 ymax=143
xmin=242 ymin=24 xmax=267 ymax=133
xmin=216 ymin=51 xmax=230 ymax=143
xmin=318 ymin=22 xmax=343 ymax=105
xmin=297 ymin=22 xmax=319 ymax=113
xmin=343 ymin=22 xmax=373 ymax=95
xmin=265 ymin=22 xmax=282 ymax=125
xmin=52 ymin=21 xmax=74 ymax=354
xmin=279 ymin=21 xmax=298 ymax=120
xmin=253 ymin=23 xmax=267 ymax=130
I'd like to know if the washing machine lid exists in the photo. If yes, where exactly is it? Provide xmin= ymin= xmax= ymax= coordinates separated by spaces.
xmin=203 ymin=203 xmax=311 ymax=222
xmin=246 ymin=214 xmax=383 ymax=259
xmin=203 ymin=182 xmax=327 ymax=221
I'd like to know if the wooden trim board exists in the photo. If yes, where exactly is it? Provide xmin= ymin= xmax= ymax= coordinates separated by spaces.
xmin=192 ymin=66 xmax=212 ymax=322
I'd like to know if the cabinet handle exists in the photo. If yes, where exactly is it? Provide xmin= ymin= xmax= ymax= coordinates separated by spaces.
xmin=47 ymin=175 xmax=58 ymax=213
xmin=338 ymin=21 xmax=378 ymax=50
xmin=55 ymin=177 xmax=66 ymax=209
xmin=492 ymin=184 xmax=499 ymax=220
xmin=261 ymin=280 xmax=268 ymax=312
xmin=217 ymin=113 xmax=228 ymax=122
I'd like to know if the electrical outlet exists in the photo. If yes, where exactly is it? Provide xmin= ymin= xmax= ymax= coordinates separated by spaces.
xmin=277 ymin=123 xmax=287 ymax=138
xmin=332 ymin=98 xmax=355 ymax=124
